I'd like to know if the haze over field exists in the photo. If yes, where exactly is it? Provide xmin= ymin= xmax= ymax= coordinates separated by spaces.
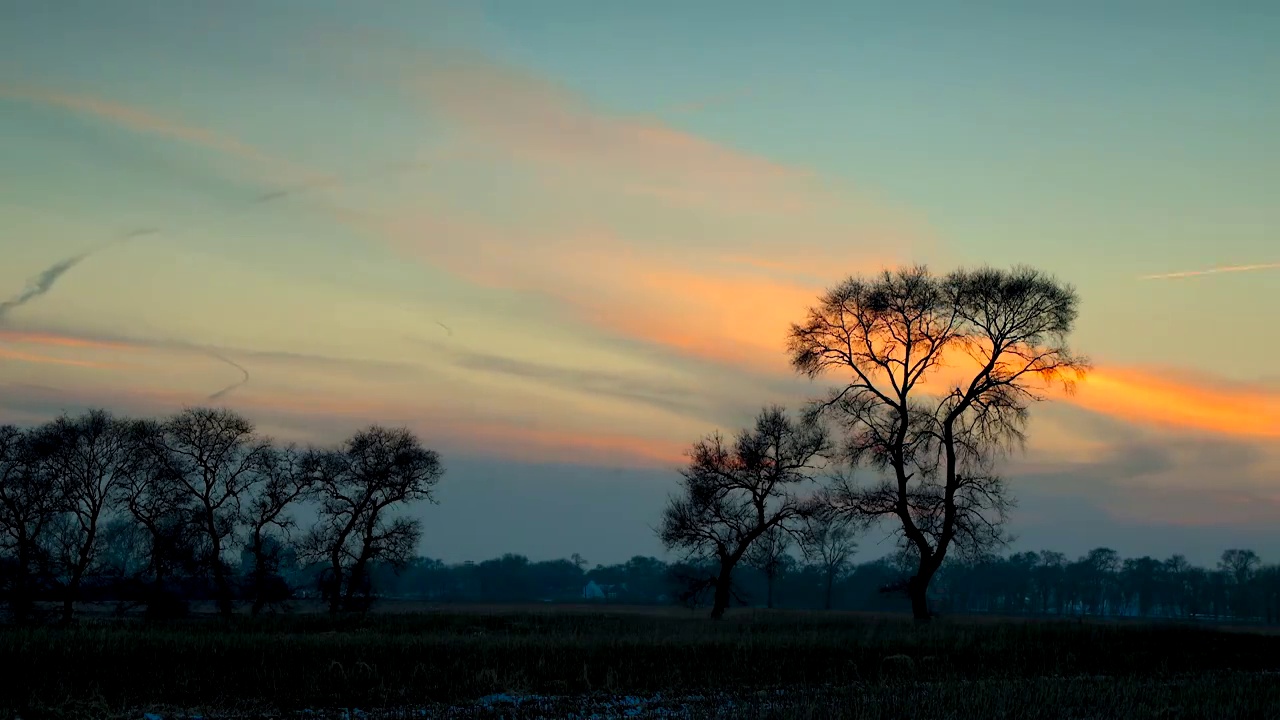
xmin=1 ymin=1 xmax=1277 ymax=565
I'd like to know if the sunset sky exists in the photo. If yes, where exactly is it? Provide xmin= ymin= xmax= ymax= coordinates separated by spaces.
xmin=1 ymin=1 xmax=1277 ymax=565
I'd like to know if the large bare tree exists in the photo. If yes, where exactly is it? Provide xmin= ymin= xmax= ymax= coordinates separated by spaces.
xmin=135 ymin=408 xmax=271 ymax=616
xmin=32 ymin=410 xmax=138 ymax=623
xmin=788 ymin=265 xmax=1087 ymax=621
xmin=659 ymin=406 xmax=830 ymax=620
xmin=302 ymin=426 xmax=443 ymax=614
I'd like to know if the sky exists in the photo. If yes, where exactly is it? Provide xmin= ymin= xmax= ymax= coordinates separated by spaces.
xmin=1 ymin=1 xmax=1278 ymax=567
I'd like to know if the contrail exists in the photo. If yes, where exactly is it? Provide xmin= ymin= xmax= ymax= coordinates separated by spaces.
xmin=0 ymin=159 xmax=428 ymax=328
xmin=1140 ymin=263 xmax=1280 ymax=280
xmin=204 ymin=350 xmax=250 ymax=400
xmin=0 ymin=228 xmax=157 ymax=323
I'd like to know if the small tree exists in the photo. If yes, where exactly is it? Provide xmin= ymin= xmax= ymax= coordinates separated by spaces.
xmin=798 ymin=512 xmax=858 ymax=610
xmin=1219 ymin=549 xmax=1261 ymax=619
xmin=302 ymin=426 xmax=444 ymax=613
xmin=743 ymin=524 xmax=791 ymax=609
xmin=789 ymin=265 xmax=1087 ymax=621
xmin=659 ymin=406 xmax=829 ymax=619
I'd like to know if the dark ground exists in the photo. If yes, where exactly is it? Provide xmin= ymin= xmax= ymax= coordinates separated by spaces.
xmin=3 ymin=602 xmax=1279 ymax=719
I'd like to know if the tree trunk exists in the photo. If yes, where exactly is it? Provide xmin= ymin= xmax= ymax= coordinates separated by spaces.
xmin=766 ymin=572 xmax=775 ymax=609
xmin=907 ymin=571 xmax=935 ymax=622
xmin=11 ymin=543 xmax=33 ymax=625
xmin=249 ymin=533 xmax=267 ymax=616
xmin=61 ymin=577 xmax=80 ymax=624
xmin=210 ymin=536 xmax=233 ymax=616
xmin=709 ymin=565 xmax=734 ymax=620
xmin=62 ymin=517 xmax=99 ymax=624
xmin=327 ymin=555 xmax=344 ymax=614
xmin=824 ymin=570 xmax=835 ymax=610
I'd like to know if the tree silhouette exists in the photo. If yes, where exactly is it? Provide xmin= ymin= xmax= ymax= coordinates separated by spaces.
xmin=1219 ymin=549 xmax=1261 ymax=619
xmin=301 ymin=426 xmax=444 ymax=614
xmin=134 ymin=408 xmax=271 ymax=616
xmin=0 ymin=425 xmax=61 ymax=623
xmin=743 ymin=524 xmax=791 ymax=609
xmin=241 ymin=443 xmax=315 ymax=614
xmin=659 ymin=406 xmax=829 ymax=619
xmin=117 ymin=423 xmax=202 ymax=618
xmin=30 ymin=410 xmax=139 ymax=623
xmin=788 ymin=265 xmax=1088 ymax=621
xmin=797 ymin=512 xmax=857 ymax=610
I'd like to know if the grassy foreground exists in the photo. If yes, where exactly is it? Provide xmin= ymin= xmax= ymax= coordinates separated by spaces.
xmin=3 ymin=606 xmax=1279 ymax=718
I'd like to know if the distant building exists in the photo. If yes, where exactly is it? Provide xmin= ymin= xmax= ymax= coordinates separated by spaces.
xmin=582 ymin=581 xmax=606 ymax=600
xmin=582 ymin=581 xmax=629 ymax=601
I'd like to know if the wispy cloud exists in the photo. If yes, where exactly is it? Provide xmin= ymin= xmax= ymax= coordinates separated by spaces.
xmin=0 ymin=229 xmax=156 ymax=323
xmin=396 ymin=51 xmax=816 ymax=217
xmin=425 ymin=343 xmax=710 ymax=419
xmin=1140 ymin=262 xmax=1280 ymax=280
xmin=317 ymin=39 xmax=1280 ymax=448
xmin=0 ymin=326 xmax=421 ymax=379
xmin=0 ymin=83 xmax=319 ymax=185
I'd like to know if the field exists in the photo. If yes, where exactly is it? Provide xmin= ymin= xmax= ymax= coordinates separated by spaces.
xmin=3 ymin=604 xmax=1280 ymax=719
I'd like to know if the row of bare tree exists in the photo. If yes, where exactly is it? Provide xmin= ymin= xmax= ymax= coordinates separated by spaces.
xmin=660 ymin=265 xmax=1089 ymax=620
xmin=0 ymin=407 xmax=443 ymax=623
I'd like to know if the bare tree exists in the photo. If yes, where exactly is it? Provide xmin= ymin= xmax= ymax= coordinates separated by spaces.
xmin=798 ymin=512 xmax=858 ymax=610
xmin=659 ymin=406 xmax=830 ymax=620
xmin=134 ymin=408 xmax=270 ymax=616
xmin=29 ymin=410 xmax=138 ymax=623
xmin=0 ymin=425 xmax=62 ymax=623
xmin=302 ymin=426 xmax=444 ymax=614
xmin=743 ymin=524 xmax=791 ymax=609
xmin=242 ymin=443 xmax=315 ymax=614
xmin=1220 ymin=548 xmax=1261 ymax=619
xmin=116 ymin=426 xmax=201 ymax=616
xmin=789 ymin=265 xmax=1088 ymax=621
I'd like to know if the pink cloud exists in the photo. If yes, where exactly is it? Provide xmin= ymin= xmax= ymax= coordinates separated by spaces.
xmin=390 ymin=51 xmax=829 ymax=217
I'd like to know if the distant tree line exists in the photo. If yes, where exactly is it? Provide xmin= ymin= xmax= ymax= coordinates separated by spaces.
xmin=2 ymin=408 xmax=1276 ymax=625
xmin=0 ymin=407 xmax=443 ymax=623
xmin=325 ymin=547 xmax=1280 ymax=625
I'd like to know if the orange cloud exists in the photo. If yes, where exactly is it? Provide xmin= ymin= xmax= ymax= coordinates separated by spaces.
xmin=0 ymin=346 xmax=118 ymax=369
xmin=1070 ymin=366 xmax=1280 ymax=439
xmin=0 ymin=329 xmax=141 ymax=353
